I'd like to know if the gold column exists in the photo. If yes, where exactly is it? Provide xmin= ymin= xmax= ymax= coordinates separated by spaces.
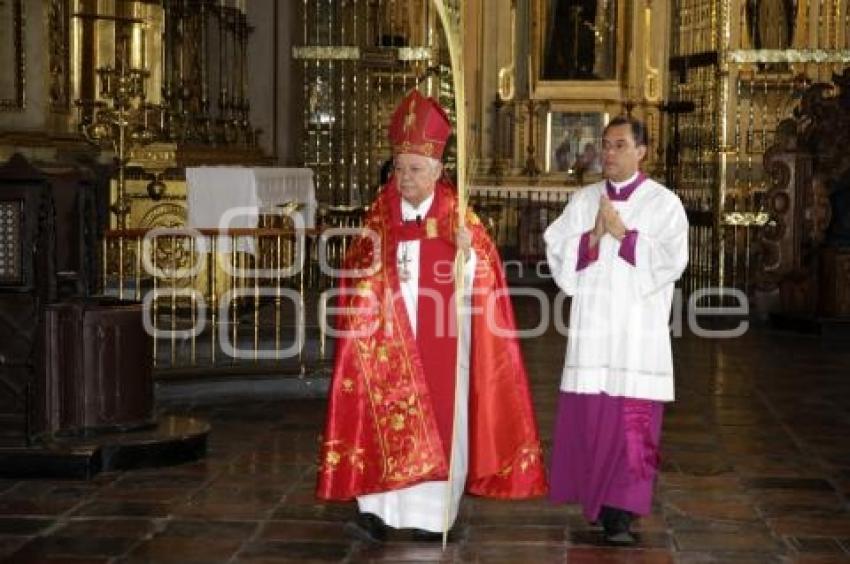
xmin=716 ymin=0 xmax=731 ymax=295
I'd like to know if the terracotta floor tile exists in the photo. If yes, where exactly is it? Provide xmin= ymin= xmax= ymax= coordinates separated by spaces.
xmin=768 ymin=516 xmax=850 ymax=538
xmin=260 ymin=520 xmax=345 ymax=541
xmin=236 ymin=540 xmax=351 ymax=563
xmin=458 ymin=543 xmax=568 ymax=563
xmin=466 ymin=525 xmax=566 ymax=544
xmin=123 ymin=536 xmax=243 ymax=564
xmin=158 ymin=519 xmax=259 ymax=538
xmin=94 ymin=487 xmax=190 ymax=503
xmin=664 ymin=496 xmax=760 ymax=522
xmin=0 ymin=535 xmax=30 ymax=559
xmin=6 ymin=535 xmax=136 ymax=559
xmin=786 ymin=536 xmax=847 ymax=555
xmin=170 ymin=499 xmax=276 ymax=520
xmin=674 ymin=551 xmax=785 ymax=563
xmin=564 ymin=547 xmax=674 ymax=563
xmin=674 ymin=530 xmax=784 ymax=552
xmin=269 ymin=501 xmax=354 ymax=522
xmin=0 ymin=500 xmax=80 ymax=517
xmin=53 ymin=518 xmax=156 ymax=538
xmin=70 ymin=500 xmax=172 ymax=518
xmin=0 ymin=518 xmax=54 ymax=536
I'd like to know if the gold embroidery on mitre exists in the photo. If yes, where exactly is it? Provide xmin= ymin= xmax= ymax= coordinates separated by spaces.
xmin=403 ymin=98 xmax=417 ymax=135
xmin=393 ymin=142 xmax=438 ymax=157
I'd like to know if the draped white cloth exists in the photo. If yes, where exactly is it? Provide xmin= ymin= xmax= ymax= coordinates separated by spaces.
xmin=185 ymin=167 xmax=316 ymax=253
xmin=544 ymin=176 xmax=689 ymax=402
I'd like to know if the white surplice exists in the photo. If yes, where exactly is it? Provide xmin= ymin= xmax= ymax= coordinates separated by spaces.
xmin=544 ymin=175 xmax=689 ymax=402
xmin=357 ymin=194 xmax=477 ymax=532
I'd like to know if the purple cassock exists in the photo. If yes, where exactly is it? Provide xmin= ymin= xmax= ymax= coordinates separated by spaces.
xmin=549 ymin=172 xmax=664 ymax=521
xmin=548 ymin=392 xmax=663 ymax=520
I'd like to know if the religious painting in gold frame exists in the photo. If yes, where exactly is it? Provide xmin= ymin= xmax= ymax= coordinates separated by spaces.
xmin=0 ymin=0 xmax=24 ymax=111
xmin=530 ymin=0 xmax=623 ymax=100
xmin=545 ymin=110 xmax=606 ymax=180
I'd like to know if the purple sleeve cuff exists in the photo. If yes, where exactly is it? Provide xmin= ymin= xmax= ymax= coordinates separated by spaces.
xmin=576 ymin=230 xmax=600 ymax=271
xmin=618 ymin=229 xmax=638 ymax=266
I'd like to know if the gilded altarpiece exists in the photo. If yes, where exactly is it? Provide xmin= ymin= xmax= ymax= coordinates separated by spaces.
xmin=474 ymin=0 xmax=670 ymax=186
xmin=461 ymin=1 xmax=669 ymax=262
xmin=668 ymin=0 xmax=850 ymax=300
xmin=50 ymin=0 xmax=266 ymax=232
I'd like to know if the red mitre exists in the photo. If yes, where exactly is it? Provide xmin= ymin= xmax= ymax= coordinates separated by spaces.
xmin=388 ymin=89 xmax=452 ymax=159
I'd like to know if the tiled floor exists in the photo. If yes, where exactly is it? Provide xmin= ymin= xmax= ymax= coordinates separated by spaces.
xmin=2 ymin=300 xmax=850 ymax=563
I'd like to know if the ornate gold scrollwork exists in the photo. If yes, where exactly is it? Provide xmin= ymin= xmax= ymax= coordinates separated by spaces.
xmin=722 ymin=211 xmax=771 ymax=227
xmin=728 ymin=49 xmax=850 ymax=64
xmin=643 ymin=2 xmax=660 ymax=103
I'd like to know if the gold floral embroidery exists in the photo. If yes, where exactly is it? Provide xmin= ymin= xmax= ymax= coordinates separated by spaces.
xmin=425 ymin=218 xmax=438 ymax=238
xmin=390 ymin=413 xmax=405 ymax=431
xmin=326 ymin=451 xmax=341 ymax=467
xmin=496 ymin=443 xmax=543 ymax=478
xmin=320 ymin=440 xmax=366 ymax=474
xmin=356 ymin=281 xmax=372 ymax=296
xmin=342 ymin=378 xmax=354 ymax=393
xmin=349 ymin=448 xmax=366 ymax=472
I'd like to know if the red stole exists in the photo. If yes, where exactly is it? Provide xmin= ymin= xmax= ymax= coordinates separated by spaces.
xmin=391 ymin=190 xmax=458 ymax=457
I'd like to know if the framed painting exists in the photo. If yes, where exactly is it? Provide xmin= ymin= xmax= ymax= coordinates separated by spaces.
xmin=531 ymin=0 xmax=622 ymax=100
xmin=545 ymin=111 xmax=606 ymax=177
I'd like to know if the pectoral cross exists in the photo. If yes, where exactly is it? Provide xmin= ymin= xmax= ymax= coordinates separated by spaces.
xmin=398 ymin=244 xmax=412 ymax=282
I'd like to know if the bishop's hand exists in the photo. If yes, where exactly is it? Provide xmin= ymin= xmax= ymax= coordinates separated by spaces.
xmin=456 ymin=226 xmax=472 ymax=259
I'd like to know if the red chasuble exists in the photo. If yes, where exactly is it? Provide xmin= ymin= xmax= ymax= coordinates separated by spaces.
xmin=316 ymin=178 xmax=548 ymax=500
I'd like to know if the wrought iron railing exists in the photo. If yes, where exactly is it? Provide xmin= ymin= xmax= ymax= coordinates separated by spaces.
xmin=99 ymin=186 xmax=771 ymax=376
xmin=100 ymin=227 xmax=343 ymax=376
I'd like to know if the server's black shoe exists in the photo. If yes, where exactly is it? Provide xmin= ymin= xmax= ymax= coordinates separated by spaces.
xmin=605 ymin=529 xmax=637 ymax=545
xmin=599 ymin=506 xmax=636 ymax=545
xmin=344 ymin=512 xmax=387 ymax=544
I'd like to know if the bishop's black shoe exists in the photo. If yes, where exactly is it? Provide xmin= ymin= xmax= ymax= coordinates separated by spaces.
xmin=599 ymin=505 xmax=636 ymax=545
xmin=411 ymin=528 xmax=444 ymax=542
xmin=344 ymin=512 xmax=387 ymax=544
